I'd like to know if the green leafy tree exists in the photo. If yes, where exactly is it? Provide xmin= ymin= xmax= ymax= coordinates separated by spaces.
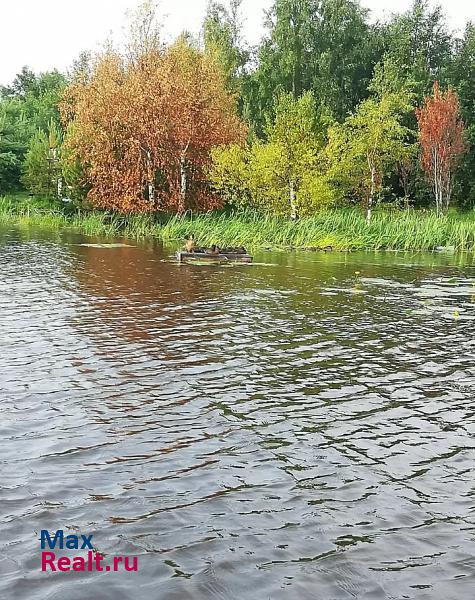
xmin=60 ymin=137 xmax=89 ymax=203
xmin=69 ymin=51 xmax=92 ymax=83
xmin=210 ymin=142 xmax=250 ymax=206
xmin=325 ymin=90 xmax=413 ymax=221
xmin=1 ymin=66 xmax=38 ymax=99
xmin=0 ymin=101 xmax=28 ymax=193
xmin=0 ymin=67 xmax=66 ymax=192
xmin=22 ymin=120 xmax=62 ymax=198
xmin=264 ymin=91 xmax=327 ymax=218
xmin=242 ymin=0 xmax=321 ymax=135
xmin=384 ymin=0 xmax=453 ymax=100
xmin=0 ymin=149 xmax=22 ymax=194
xmin=243 ymin=0 xmax=382 ymax=134
xmin=203 ymin=1 xmax=247 ymax=94
xmin=261 ymin=0 xmax=319 ymax=99
xmin=312 ymin=0 xmax=383 ymax=119
xmin=451 ymin=22 xmax=475 ymax=207
xmin=211 ymin=92 xmax=330 ymax=217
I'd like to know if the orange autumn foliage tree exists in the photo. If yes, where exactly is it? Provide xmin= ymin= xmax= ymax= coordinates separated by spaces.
xmin=416 ymin=82 xmax=466 ymax=214
xmin=62 ymin=39 xmax=246 ymax=213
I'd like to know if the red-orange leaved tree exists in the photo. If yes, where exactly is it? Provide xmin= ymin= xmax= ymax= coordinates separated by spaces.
xmin=416 ymin=82 xmax=466 ymax=214
xmin=62 ymin=40 xmax=246 ymax=213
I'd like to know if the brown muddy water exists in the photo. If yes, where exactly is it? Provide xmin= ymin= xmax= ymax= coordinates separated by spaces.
xmin=1 ymin=226 xmax=475 ymax=600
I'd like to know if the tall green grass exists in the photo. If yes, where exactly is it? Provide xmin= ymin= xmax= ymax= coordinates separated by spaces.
xmin=155 ymin=209 xmax=475 ymax=250
xmin=1 ymin=195 xmax=475 ymax=251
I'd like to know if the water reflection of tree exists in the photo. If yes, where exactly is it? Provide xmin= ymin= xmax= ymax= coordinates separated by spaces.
xmin=68 ymin=240 xmax=475 ymax=362
xmin=70 ymin=242 xmax=222 ymax=350
xmin=68 ymin=243 xmax=364 ymax=375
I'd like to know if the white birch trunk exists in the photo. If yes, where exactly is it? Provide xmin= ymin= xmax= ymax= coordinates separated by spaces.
xmin=180 ymin=155 xmax=187 ymax=212
xmin=366 ymin=155 xmax=376 ymax=224
xmin=433 ymin=148 xmax=442 ymax=216
xmin=146 ymin=150 xmax=154 ymax=204
xmin=289 ymin=181 xmax=297 ymax=220
xmin=179 ymin=142 xmax=190 ymax=213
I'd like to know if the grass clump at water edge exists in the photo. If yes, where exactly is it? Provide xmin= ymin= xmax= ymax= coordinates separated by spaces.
xmin=1 ymin=195 xmax=475 ymax=251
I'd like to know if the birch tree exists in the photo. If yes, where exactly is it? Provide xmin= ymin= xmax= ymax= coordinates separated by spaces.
xmin=416 ymin=82 xmax=466 ymax=214
xmin=62 ymin=40 xmax=245 ymax=212
xmin=326 ymin=92 xmax=412 ymax=221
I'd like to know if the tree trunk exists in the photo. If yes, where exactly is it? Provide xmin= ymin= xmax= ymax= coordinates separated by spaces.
xmin=289 ymin=181 xmax=297 ymax=220
xmin=178 ymin=142 xmax=190 ymax=213
xmin=444 ymin=169 xmax=452 ymax=213
xmin=398 ymin=160 xmax=411 ymax=209
xmin=180 ymin=154 xmax=187 ymax=213
xmin=140 ymin=147 xmax=155 ymax=204
xmin=146 ymin=150 xmax=155 ymax=204
xmin=290 ymin=5 xmax=302 ymax=98
xmin=433 ymin=148 xmax=442 ymax=216
xmin=366 ymin=158 xmax=376 ymax=224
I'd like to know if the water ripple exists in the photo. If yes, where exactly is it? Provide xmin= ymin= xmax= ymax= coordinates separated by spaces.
xmin=1 ymin=228 xmax=475 ymax=599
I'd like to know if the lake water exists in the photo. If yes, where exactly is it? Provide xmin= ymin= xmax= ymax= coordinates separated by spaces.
xmin=1 ymin=225 xmax=475 ymax=600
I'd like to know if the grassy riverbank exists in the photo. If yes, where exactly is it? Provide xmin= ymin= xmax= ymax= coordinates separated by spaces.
xmin=1 ymin=195 xmax=475 ymax=251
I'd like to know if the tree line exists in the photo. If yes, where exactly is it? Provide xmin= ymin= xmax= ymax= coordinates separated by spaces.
xmin=0 ymin=0 xmax=473 ymax=219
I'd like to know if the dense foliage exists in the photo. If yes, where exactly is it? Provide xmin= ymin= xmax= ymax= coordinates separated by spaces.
xmin=62 ymin=40 xmax=245 ymax=213
xmin=0 ymin=67 xmax=65 ymax=193
xmin=416 ymin=83 xmax=466 ymax=214
xmin=0 ymin=0 xmax=474 ymax=218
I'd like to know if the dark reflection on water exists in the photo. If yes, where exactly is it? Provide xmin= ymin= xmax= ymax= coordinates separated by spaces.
xmin=1 ymin=226 xmax=475 ymax=600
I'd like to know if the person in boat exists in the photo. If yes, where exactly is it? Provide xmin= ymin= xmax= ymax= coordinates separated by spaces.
xmin=184 ymin=235 xmax=195 ymax=253
xmin=205 ymin=244 xmax=220 ymax=255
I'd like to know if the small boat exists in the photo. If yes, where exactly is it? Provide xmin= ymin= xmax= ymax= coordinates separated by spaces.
xmin=176 ymin=250 xmax=253 ymax=264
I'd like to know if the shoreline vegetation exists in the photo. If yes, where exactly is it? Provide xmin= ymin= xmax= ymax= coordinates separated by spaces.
xmin=2 ymin=2 xmax=475 ymax=235
xmin=2 ymin=196 xmax=475 ymax=252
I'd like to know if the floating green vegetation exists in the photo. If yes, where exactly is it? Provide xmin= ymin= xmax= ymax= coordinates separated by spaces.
xmin=1 ymin=195 xmax=475 ymax=252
